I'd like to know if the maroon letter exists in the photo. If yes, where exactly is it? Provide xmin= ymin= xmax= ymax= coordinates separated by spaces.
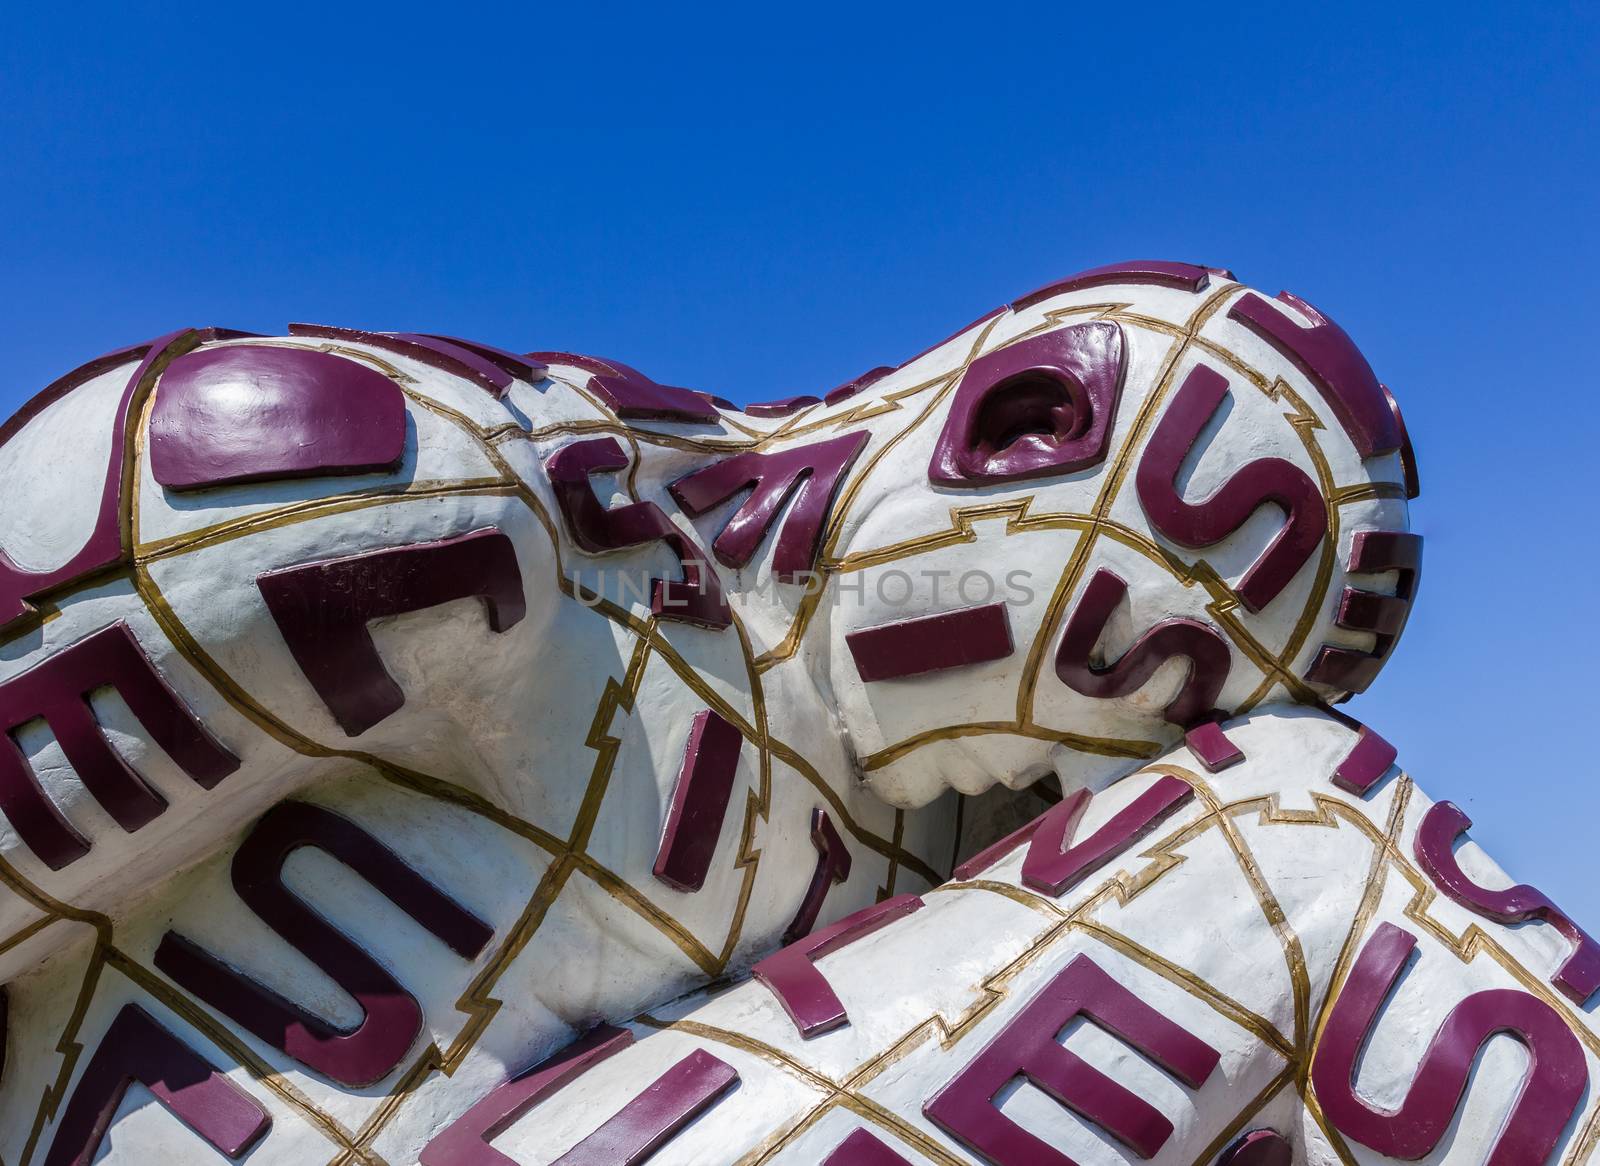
xmin=287 ymin=323 xmax=528 ymax=398
xmin=953 ymin=776 xmax=1193 ymax=889
xmin=653 ymin=709 xmax=744 ymax=894
xmin=1053 ymin=568 xmax=1231 ymax=728
xmin=822 ymin=1129 xmax=915 ymax=1165
xmin=421 ymin=1025 xmax=635 ymax=1166
xmin=782 ymin=807 xmax=852 ymax=944
xmin=924 ymin=954 xmax=1220 ymax=1164
xmin=0 ymin=621 xmax=240 ymax=871
xmin=1183 ymin=719 xmax=1244 ymax=773
xmin=1011 ymin=260 xmax=1227 ymax=311
xmin=155 ymin=801 xmax=493 ymax=1088
xmin=149 ymin=345 xmax=407 ymax=491
xmin=744 ymin=394 xmax=821 ymax=417
xmin=1416 ymin=801 xmax=1600 ymax=1005
xmin=413 ymin=333 xmax=549 ymax=384
xmin=1310 ymin=922 xmax=1586 ymax=1165
xmin=548 ymin=437 xmax=731 ymax=629
xmin=1330 ymin=721 xmax=1399 ymax=797
xmin=1228 ymin=291 xmax=1400 ymax=459
xmin=256 ymin=528 xmax=526 ymax=737
xmin=1021 ymin=776 xmax=1194 ymax=898
xmin=1306 ymin=530 xmax=1422 ymax=696
xmin=846 ymin=603 xmax=1015 ymax=682
xmin=549 ymin=1048 xmax=738 ymax=1165
xmin=824 ymin=366 xmax=894 ymax=407
xmin=668 ymin=431 xmax=868 ymax=580
xmin=754 ymin=894 xmax=924 ymax=1037
xmin=1136 ymin=365 xmax=1327 ymax=613
xmin=528 ymin=352 xmax=721 ymax=422
xmin=0 ymin=331 xmax=192 ymax=629
xmin=44 ymin=1004 xmax=271 ymax=1166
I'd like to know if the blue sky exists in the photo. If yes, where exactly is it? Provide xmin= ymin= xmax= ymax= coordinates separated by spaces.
xmin=3 ymin=5 xmax=1597 ymax=912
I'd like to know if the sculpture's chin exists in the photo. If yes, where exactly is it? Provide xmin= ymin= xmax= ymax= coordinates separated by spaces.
xmin=1049 ymin=741 xmax=1147 ymax=796
xmin=860 ymin=729 xmax=1083 ymax=809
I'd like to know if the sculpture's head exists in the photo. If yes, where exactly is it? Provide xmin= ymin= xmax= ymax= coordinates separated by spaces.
xmin=799 ymin=261 xmax=1420 ymax=805
xmin=0 ymin=261 xmax=1418 ymax=909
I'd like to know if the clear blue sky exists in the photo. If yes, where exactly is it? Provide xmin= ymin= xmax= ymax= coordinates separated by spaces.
xmin=3 ymin=5 xmax=1597 ymax=912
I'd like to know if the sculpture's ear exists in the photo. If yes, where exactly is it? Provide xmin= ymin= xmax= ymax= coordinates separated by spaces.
xmin=929 ymin=322 xmax=1125 ymax=486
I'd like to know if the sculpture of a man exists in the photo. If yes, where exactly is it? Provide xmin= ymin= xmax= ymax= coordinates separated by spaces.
xmin=0 ymin=261 xmax=1587 ymax=1165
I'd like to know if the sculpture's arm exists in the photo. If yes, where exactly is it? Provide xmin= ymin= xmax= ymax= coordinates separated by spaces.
xmin=396 ymin=707 xmax=1600 ymax=1166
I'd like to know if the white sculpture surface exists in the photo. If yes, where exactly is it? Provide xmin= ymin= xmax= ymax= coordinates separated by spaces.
xmin=0 ymin=262 xmax=1588 ymax=1166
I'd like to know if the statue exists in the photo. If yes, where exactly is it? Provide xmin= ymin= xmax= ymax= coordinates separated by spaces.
xmin=0 ymin=260 xmax=1587 ymax=1165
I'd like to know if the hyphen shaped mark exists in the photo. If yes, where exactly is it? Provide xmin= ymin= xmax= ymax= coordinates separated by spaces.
xmin=548 ymin=437 xmax=731 ymax=629
xmin=155 ymin=801 xmax=494 ymax=1088
xmin=846 ymin=603 xmax=1014 ymax=683
xmin=547 ymin=1048 xmax=738 ymax=1165
xmin=423 ymin=1026 xmax=735 ymax=1166
xmin=421 ymin=1025 xmax=635 ymax=1166
xmin=1416 ymin=800 xmax=1600 ymax=1005
xmin=1136 ymin=364 xmax=1328 ymax=613
xmin=783 ymin=807 xmax=853 ymax=944
xmin=1228 ymin=291 xmax=1401 ymax=459
xmin=924 ymin=954 xmax=1221 ymax=1165
xmin=668 ymin=431 xmax=869 ymax=581
xmin=653 ymin=709 xmax=744 ymax=894
xmin=149 ymin=345 xmax=407 ymax=491
xmin=1310 ymin=922 xmax=1586 ymax=1165
xmin=754 ymin=893 xmax=924 ymax=1037
xmin=44 ymin=1004 xmax=271 ymax=1166
xmin=950 ymin=777 xmax=1194 ymax=897
xmin=257 ymin=528 xmax=526 ymax=737
xmin=1054 ymin=568 xmax=1232 ymax=729
xmin=0 ymin=621 xmax=240 ymax=871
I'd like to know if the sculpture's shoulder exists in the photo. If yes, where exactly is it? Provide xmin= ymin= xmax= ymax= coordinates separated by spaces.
xmin=409 ymin=706 xmax=1600 ymax=1165
xmin=0 ymin=324 xmax=816 ymax=978
xmin=0 ymin=329 xmax=598 ymax=964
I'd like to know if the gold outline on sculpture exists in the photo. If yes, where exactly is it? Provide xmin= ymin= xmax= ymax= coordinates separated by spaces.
xmin=636 ymin=769 xmax=1312 ymax=1166
xmin=831 ymin=485 xmax=1347 ymax=773
xmin=56 ymin=337 xmax=931 ymax=1160
xmin=0 ymin=291 xmax=1445 ymax=1164
xmin=134 ymin=478 xmax=518 ymax=564
xmin=1286 ymin=775 xmax=1600 ymax=1166
xmin=1013 ymin=285 xmax=1242 ymax=729
xmin=748 ymin=321 xmax=1005 ymax=674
